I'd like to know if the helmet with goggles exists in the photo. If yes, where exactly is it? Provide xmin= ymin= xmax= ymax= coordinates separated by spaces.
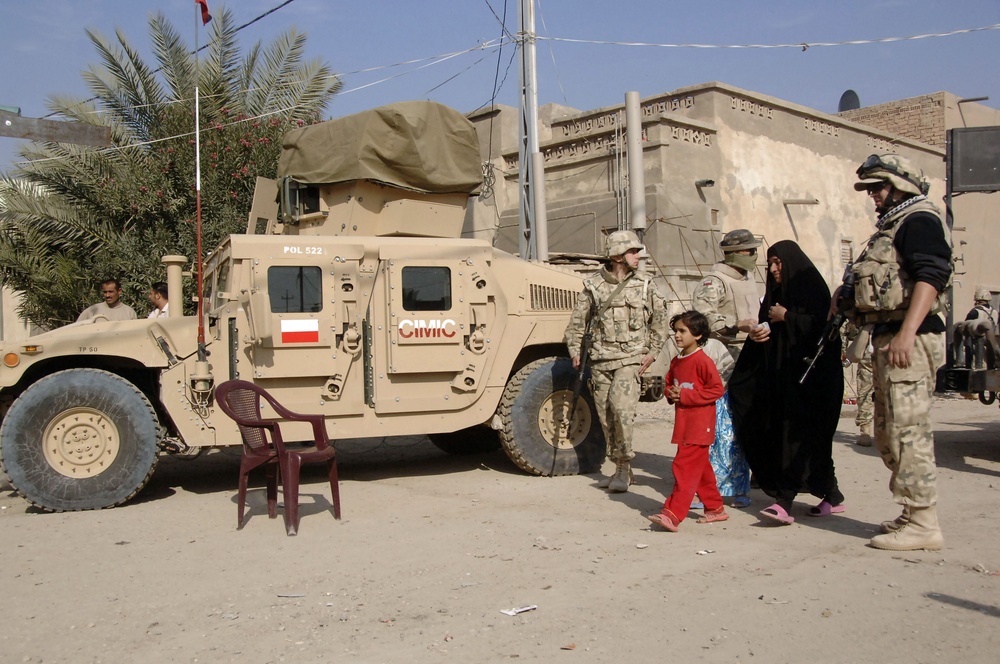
xmin=854 ymin=153 xmax=929 ymax=197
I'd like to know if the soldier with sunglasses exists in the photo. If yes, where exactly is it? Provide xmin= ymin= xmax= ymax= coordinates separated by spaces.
xmin=845 ymin=154 xmax=952 ymax=551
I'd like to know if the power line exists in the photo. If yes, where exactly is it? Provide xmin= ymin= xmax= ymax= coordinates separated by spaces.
xmin=42 ymin=0 xmax=301 ymax=120
xmin=18 ymin=40 xmax=509 ymax=166
xmin=483 ymin=0 xmax=517 ymax=42
xmin=535 ymin=0 xmax=567 ymax=105
xmin=539 ymin=22 xmax=1000 ymax=50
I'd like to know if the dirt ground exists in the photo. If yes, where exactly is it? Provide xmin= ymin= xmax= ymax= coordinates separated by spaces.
xmin=2 ymin=393 xmax=999 ymax=664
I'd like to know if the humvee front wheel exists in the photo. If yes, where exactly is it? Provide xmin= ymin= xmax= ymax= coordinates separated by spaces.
xmin=497 ymin=357 xmax=605 ymax=476
xmin=0 ymin=369 xmax=160 ymax=512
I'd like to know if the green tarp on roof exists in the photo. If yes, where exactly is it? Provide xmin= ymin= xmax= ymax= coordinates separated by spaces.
xmin=276 ymin=100 xmax=482 ymax=194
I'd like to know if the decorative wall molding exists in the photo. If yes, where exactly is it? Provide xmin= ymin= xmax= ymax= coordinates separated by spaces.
xmin=804 ymin=118 xmax=840 ymax=136
xmin=731 ymin=96 xmax=773 ymax=119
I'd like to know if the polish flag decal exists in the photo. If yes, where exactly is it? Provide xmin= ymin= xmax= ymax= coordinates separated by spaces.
xmin=280 ymin=319 xmax=319 ymax=344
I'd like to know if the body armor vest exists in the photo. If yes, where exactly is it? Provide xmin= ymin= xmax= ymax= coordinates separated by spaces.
xmin=584 ymin=271 xmax=654 ymax=359
xmin=851 ymin=198 xmax=951 ymax=322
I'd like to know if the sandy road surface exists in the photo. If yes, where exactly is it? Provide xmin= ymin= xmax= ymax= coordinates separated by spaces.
xmin=1 ymin=394 xmax=999 ymax=663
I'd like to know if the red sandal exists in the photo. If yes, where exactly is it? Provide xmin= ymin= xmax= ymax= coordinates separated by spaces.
xmin=697 ymin=507 xmax=729 ymax=524
xmin=646 ymin=510 xmax=680 ymax=532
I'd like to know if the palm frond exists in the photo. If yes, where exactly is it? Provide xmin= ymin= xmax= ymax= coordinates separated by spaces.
xmin=149 ymin=11 xmax=196 ymax=107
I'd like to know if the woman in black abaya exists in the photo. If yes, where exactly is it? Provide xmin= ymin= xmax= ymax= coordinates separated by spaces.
xmin=727 ymin=240 xmax=845 ymax=525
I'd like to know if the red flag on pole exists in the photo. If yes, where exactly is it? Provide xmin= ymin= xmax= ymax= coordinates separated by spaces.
xmin=195 ymin=0 xmax=212 ymax=25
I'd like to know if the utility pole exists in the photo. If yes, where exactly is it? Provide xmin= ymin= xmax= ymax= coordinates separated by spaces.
xmin=0 ymin=108 xmax=111 ymax=147
xmin=517 ymin=0 xmax=540 ymax=260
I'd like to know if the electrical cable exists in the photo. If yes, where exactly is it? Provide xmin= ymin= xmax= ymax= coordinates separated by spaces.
xmin=538 ymin=22 xmax=1000 ymax=50
xmin=535 ymin=0 xmax=567 ymax=105
xmin=42 ymin=0 xmax=301 ymax=120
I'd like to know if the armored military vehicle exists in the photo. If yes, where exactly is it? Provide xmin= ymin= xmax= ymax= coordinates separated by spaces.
xmin=936 ymin=318 xmax=1000 ymax=404
xmin=0 ymin=101 xmax=607 ymax=512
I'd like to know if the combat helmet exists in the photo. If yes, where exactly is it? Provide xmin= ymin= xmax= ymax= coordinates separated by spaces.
xmin=974 ymin=285 xmax=991 ymax=303
xmin=854 ymin=153 xmax=929 ymax=196
xmin=605 ymin=230 xmax=644 ymax=258
xmin=719 ymin=229 xmax=761 ymax=253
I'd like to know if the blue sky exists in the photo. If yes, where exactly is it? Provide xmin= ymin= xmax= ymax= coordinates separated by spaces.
xmin=1 ymin=0 xmax=998 ymax=170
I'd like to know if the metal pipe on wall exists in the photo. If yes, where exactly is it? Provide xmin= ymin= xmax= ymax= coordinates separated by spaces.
xmin=625 ymin=91 xmax=647 ymax=238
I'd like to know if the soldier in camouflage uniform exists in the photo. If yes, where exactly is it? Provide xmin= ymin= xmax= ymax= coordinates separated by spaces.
xmin=855 ymin=343 xmax=874 ymax=446
xmin=962 ymin=286 xmax=997 ymax=371
xmin=692 ymin=229 xmax=762 ymax=362
xmin=846 ymin=154 xmax=952 ymax=551
xmin=965 ymin=285 xmax=997 ymax=331
xmin=844 ymin=322 xmax=874 ymax=446
xmin=564 ymin=230 xmax=668 ymax=493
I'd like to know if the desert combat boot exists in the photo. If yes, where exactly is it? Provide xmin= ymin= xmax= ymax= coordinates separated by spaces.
xmin=599 ymin=460 xmax=634 ymax=492
xmin=597 ymin=460 xmax=634 ymax=490
xmin=880 ymin=505 xmax=910 ymax=534
xmin=870 ymin=505 xmax=943 ymax=551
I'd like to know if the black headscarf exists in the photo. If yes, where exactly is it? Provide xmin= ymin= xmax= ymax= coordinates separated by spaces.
xmin=760 ymin=240 xmax=833 ymax=368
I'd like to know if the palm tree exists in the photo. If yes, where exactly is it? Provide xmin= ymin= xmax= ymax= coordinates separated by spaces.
xmin=0 ymin=7 xmax=340 ymax=328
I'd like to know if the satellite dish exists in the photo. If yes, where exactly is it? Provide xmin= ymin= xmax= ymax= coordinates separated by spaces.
xmin=838 ymin=89 xmax=861 ymax=112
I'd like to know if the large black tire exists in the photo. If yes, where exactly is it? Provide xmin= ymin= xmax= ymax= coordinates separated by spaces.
xmin=429 ymin=425 xmax=502 ymax=455
xmin=497 ymin=357 xmax=606 ymax=476
xmin=0 ymin=369 xmax=160 ymax=512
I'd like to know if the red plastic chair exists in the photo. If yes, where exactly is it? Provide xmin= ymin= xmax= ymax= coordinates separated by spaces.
xmin=215 ymin=379 xmax=341 ymax=535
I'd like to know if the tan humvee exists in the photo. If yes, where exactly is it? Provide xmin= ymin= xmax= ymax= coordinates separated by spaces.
xmin=0 ymin=102 xmax=606 ymax=512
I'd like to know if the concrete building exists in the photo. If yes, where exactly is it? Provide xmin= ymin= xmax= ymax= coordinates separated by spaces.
xmin=466 ymin=82 xmax=999 ymax=319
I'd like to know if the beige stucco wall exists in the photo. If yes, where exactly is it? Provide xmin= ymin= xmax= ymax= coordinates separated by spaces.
xmin=467 ymin=81 xmax=959 ymax=311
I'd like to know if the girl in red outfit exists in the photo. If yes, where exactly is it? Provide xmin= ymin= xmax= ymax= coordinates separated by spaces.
xmin=647 ymin=311 xmax=727 ymax=532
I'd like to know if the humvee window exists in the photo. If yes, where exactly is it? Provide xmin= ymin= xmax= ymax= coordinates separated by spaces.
xmin=402 ymin=266 xmax=451 ymax=311
xmin=268 ymin=266 xmax=322 ymax=313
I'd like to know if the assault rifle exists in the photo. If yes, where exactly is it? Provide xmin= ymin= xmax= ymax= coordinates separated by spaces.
xmin=566 ymin=300 xmax=597 ymax=438
xmin=801 ymin=268 xmax=856 ymax=384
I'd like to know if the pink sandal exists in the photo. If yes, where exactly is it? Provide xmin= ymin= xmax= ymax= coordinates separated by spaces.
xmin=807 ymin=500 xmax=845 ymax=517
xmin=759 ymin=504 xmax=795 ymax=525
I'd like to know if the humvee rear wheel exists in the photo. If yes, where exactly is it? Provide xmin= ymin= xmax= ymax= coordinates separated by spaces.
xmin=429 ymin=426 xmax=501 ymax=455
xmin=497 ymin=357 xmax=606 ymax=476
xmin=0 ymin=369 xmax=160 ymax=512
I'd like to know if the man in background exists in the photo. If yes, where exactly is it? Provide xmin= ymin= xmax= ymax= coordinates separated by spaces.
xmin=77 ymin=279 xmax=137 ymax=322
xmin=147 ymin=281 xmax=170 ymax=319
